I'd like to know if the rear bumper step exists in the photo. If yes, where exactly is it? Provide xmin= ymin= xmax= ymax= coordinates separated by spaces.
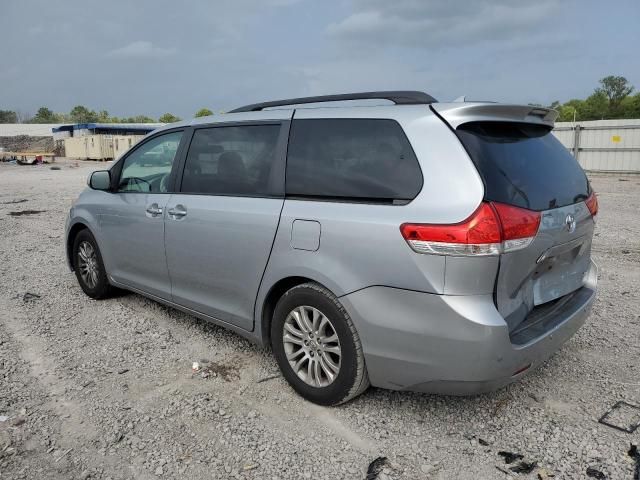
xmin=510 ymin=286 xmax=595 ymax=345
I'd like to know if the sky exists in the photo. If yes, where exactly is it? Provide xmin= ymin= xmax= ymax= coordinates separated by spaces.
xmin=1 ymin=0 xmax=639 ymax=119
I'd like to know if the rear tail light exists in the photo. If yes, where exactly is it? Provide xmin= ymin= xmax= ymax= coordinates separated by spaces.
xmin=400 ymin=202 xmax=541 ymax=256
xmin=585 ymin=192 xmax=598 ymax=218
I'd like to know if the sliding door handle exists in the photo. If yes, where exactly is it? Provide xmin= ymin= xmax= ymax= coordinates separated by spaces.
xmin=168 ymin=205 xmax=187 ymax=219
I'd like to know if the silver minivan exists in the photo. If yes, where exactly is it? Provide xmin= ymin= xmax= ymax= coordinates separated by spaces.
xmin=66 ymin=91 xmax=598 ymax=405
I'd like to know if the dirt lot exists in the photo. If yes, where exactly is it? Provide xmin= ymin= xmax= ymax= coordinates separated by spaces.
xmin=0 ymin=159 xmax=639 ymax=480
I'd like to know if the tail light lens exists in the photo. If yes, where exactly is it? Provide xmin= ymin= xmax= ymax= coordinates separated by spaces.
xmin=400 ymin=202 xmax=541 ymax=256
xmin=585 ymin=192 xmax=598 ymax=218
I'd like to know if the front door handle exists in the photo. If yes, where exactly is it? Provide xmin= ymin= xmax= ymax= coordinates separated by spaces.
xmin=145 ymin=203 xmax=163 ymax=217
xmin=167 ymin=204 xmax=187 ymax=219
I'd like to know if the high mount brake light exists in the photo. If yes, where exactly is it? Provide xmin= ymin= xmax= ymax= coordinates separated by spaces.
xmin=400 ymin=202 xmax=541 ymax=256
xmin=585 ymin=192 xmax=598 ymax=218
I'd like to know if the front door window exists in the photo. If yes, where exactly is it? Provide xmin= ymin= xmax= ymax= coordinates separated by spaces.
xmin=118 ymin=131 xmax=183 ymax=193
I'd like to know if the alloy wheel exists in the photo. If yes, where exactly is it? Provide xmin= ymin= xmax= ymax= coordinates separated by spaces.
xmin=77 ymin=241 xmax=99 ymax=289
xmin=282 ymin=305 xmax=342 ymax=387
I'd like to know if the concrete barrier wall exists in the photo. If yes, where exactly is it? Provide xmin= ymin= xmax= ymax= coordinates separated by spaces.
xmin=0 ymin=124 xmax=62 ymax=136
xmin=553 ymin=119 xmax=640 ymax=172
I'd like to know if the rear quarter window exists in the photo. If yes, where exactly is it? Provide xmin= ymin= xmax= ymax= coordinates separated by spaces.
xmin=286 ymin=118 xmax=423 ymax=203
xmin=456 ymin=122 xmax=590 ymax=211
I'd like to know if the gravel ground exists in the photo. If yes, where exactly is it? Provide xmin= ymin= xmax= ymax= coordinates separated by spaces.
xmin=0 ymin=159 xmax=639 ymax=480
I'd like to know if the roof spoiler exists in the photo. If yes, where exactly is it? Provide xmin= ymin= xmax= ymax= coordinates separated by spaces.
xmin=431 ymin=103 xmax=558 ymax=129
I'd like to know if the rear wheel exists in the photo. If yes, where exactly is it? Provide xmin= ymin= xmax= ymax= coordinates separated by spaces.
xmin=271 ymin=283 xmax=369 ymax=405
xmin=73 ymin=229 xmax=113 ymax=299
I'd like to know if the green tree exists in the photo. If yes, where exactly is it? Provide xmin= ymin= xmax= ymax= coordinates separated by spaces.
xmin=556 ymin=99 xmax=584 ymax=121
xmin=122 ymin=115 xmax=155 ymax=123
xmin=595 ymin=75 xmax=634 ymax=111
xmin=31 ymin=107 xmax=59 ymax=123
xmin=581 ymin=91 xmax=609 ymax=120
xmin=558 ymin=104 xmax=578 ymax=122
xmin=194 ymin=108 xmax=213 ymax=118
xmin=158 ymin=113 xmax=181 ymax=123
xmin=0 ymin=110 xmax=18 ymax=123
xmin=70 ymin=105 xmax=98 ymax=123
xmin=619 ymin=93 xmax=640 ymax=119
xmin=96 ymin=110 xmax=111 ymax=123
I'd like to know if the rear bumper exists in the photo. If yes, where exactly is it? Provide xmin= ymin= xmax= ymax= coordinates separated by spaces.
xmin=340 ymin=260 xmax=597 ymax=395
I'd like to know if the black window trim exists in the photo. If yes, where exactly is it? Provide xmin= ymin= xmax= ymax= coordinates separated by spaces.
xmin=109 ymin=127 xmax=187 ymax=194
xmin=173 ymin=120 xmax=291 ymax=199
xmin=283 ymin=117 xmax=424 ymax=205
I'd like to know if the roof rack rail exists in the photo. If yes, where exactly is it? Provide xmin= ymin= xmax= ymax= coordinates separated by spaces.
xmin=228 ymin=90 xmax=437 ymax=113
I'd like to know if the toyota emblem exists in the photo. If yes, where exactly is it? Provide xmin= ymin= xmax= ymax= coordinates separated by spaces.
xmin=565 ymin=213 xmax=576 ymax=233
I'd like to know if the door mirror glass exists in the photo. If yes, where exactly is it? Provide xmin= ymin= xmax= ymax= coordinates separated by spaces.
xmin=89 ymin=170 xmax=111 ymax=191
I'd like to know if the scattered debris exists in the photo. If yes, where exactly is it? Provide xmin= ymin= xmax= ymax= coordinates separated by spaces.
xmin=55 ymin=448 xmax=72 ymax=463
xmin=243 ymin=464 xmax=258 ymax=471
xmin=629 ymin=443 xmax=640 ymax=480
xmin=22 ymin=292 xmax=40 ymax=302
xmin=537 ymin=467 xmax=555 ymax=479
xmin=256 ymin=373 xmax=281 ymax=383
xmin=478 ymin=438 xmax=490 ymax=446
xmin=598 ymin=401 xmax=640 ymax=433
xmin=62 ymin=312 xmax=80 ymax=322
xmin=191 ymin=360 xmax=240 ymax=381
xmin=366 ymin=456 xmax=390 ymax=480
xmin=0 ymin=416 xmax=8 ymax=422
xmin=529 ymin=392 xmax=543 ymax=403
xmin=117 ymin=369 xmax=129 ymax=375
xmin=493 ymin=397 xmax=511 ymax=416
xmin=50 ymin=166 xmax=61 ymax=170
xmin=0 ymin=199 xmax=27 ymax=204
xmin=498 ymin=451 xmax=524 ymax=464
xmin=510 ymin=461 xmax=537 ymax=474
xmin=586 ymin=467 xmax=606 ymax=479
xmin=8 ymin=209 xmax=46 ymax=216
xmin=495 ymin=466 xmax=512 ymax=476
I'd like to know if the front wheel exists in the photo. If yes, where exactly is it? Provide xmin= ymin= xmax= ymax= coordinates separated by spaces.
xmin=271 ymin=283 xmax=369 ymax=405
xmin=73 ymin=229 xmax=113 ymax=299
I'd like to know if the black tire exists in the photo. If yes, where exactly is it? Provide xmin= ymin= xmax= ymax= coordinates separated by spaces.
xmin=72 ymin=229 xmax=113 ymax=299
xmin=271 ymin=282 xmax=369 ymax=406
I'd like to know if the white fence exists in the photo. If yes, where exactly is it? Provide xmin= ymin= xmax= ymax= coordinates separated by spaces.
xmin=553 ymin=119 xmax=640 ymax=172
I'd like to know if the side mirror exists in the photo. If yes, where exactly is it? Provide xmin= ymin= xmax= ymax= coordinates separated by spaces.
xmin=89 ymin=170 xmax=111 ymax=191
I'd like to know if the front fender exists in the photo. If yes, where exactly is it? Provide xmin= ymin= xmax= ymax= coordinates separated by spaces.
xmin=66 ymin=193 xmax=110 ymax=272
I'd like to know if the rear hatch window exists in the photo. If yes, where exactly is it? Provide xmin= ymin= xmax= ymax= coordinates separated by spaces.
xmin=456 ymin=122 xmax=590 ymax=211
